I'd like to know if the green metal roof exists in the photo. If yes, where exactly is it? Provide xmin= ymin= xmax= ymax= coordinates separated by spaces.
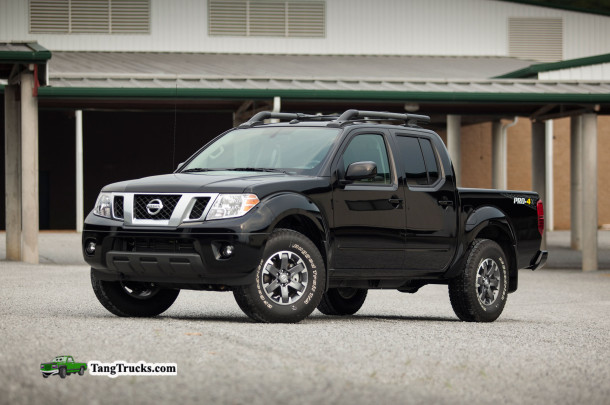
xmin=37 ymin=85 xmax=610 ymax=104
xmin=499 ymin=0 xmax=610 ymax=18
xmin=496 ymin=53 xmax=610 ymax=79
xmin=2 ymin=51 xmax=609 ymax=107
xmin=0 ymin=42 xmax=51 ymax=64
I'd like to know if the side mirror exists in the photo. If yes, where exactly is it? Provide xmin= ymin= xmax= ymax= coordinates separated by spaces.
xmin=345 ymin=161 xmax=377 ymax=181
xmin=176 ymin=162 xmax=185 ymax=171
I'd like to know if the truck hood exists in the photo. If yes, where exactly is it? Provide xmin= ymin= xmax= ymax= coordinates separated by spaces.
xmin=102 ymin=172 xmax=330 ymax=196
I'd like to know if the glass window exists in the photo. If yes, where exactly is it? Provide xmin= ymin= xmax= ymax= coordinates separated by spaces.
xmin=397 ymin=136 xmax=427 ymax=186
xmin=419 ymin=139 xmax=439 ymax=184
xmin=183 ymin=127 xmax=340 ymax=176
xmin=342 ymin=134 xmax=391 ymax=185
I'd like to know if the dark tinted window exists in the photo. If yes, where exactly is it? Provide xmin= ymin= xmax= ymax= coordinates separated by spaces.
xmin=419 ymin=138 xmax=439 ymax=184
xmin=397 ymin=136 xmax=427 ymax=185
xmin=342 ymin=134 xmax=391 ymax=184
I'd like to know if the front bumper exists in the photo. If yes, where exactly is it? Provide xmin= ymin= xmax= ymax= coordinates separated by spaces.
xmin=83 ymin=215 xmax=268 ymax=286
xmin=528 ymin=250 xmax=548 ymax=270
xmin=41 ymin=369 xmax=59 ymax=376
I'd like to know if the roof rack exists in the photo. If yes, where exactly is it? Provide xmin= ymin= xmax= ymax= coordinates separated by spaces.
xmin=238 ymin=112 xmax=339 ymax=128
xmin=326 ymin=109 xmax=431 ymax=128
xmin=237 ymin=109 xmax=431 ymax=129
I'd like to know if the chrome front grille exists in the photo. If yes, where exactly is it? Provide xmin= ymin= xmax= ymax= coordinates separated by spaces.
xmin=133 ymin=195 xmax=181 ymax=220
xmin=189 ymin=197 xmax=211 ymax=220
xmin=113 ymin=196 xmax=124 ymax=219
xmin=110 ymin=193 xmax=218 ymax=227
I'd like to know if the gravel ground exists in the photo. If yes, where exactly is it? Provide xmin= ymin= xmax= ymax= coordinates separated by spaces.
xmin=1 ymin=262 xmax=608 ymax=405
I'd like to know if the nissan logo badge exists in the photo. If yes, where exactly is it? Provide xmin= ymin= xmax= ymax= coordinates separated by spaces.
xmin=146 ymin=199 xmax=164 ymax=216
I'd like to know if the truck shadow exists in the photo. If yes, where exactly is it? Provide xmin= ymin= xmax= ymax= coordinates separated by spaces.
xmin=307 ymin=314 xmax=461 ymax=323
xmin=156 ymin=313 xmax=462 ymax=323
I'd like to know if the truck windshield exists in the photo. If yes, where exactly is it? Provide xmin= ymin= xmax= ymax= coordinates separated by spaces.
xmin=182 ymin=127 xmax=341 ymax=175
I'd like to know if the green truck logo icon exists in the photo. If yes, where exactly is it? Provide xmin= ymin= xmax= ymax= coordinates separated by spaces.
xmin=40 ymin=355 xmax=87 ymax=379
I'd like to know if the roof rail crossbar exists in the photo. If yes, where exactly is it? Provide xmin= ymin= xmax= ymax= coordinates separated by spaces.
xmin=328 ymin=109 xmax=431 ymax=127
xmin=238 ymin=111 xmax=338 ymax=128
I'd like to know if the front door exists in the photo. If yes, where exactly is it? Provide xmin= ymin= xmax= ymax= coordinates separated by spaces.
xmin=332 ymin=131 xmax=405 ymax=270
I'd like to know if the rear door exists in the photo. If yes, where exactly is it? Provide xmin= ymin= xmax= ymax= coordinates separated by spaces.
xmin=393 ymin=131 xmax=458 ymax=272
xmin=67 ymin=356 xmax=76 ymax=373
xmin=332 ymin=130 xmax=406 ymax=270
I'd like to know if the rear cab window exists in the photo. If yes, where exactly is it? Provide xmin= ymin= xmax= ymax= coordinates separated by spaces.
xmin=395 ymin=134 xmax=442 ymax=187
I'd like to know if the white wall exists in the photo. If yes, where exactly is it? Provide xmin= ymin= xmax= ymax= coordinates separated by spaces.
xmin=1 ymin=0 xmax=609 ymax=58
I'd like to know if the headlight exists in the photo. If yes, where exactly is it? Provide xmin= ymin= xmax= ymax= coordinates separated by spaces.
xmin=93 ymin=193 xmax=112 ymax=218
xmin=206 ymin=194 xmax=259 ymax=220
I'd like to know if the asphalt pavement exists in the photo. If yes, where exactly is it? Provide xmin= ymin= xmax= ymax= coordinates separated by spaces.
xmin=0 ymin=232 xmax=609 ymax=405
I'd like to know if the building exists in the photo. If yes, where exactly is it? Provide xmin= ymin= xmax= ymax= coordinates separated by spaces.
xmin=1 ymin=0 xmax=609 ymax=268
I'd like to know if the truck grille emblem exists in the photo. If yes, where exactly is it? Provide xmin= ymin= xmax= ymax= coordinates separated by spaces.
xmin=146 ymin=199 xmax=164 ymax=216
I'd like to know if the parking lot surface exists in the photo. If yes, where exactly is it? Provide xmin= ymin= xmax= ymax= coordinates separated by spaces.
xmin=1 ymin=260 xmax=608 ymax=405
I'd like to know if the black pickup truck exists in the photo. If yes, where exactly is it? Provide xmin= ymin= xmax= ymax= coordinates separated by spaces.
xmin=83 ymin=109 xmax=547 ymax=323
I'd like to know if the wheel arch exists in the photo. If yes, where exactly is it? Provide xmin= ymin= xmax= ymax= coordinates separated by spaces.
xmin=449 ymin=206 xmax=519 ymax=293
xmin=261 ymin=193 xmax=330 ymax=290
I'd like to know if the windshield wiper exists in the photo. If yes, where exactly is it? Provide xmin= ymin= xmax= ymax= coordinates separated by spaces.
xmin=228 ymin=167 xmax=288 ymax=174
xmin=181 ymin=168 xmax=224 ymax=173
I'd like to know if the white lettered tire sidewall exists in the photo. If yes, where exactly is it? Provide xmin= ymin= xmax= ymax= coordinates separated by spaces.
xmin=239 ymin=229 xmax=325 ymax=323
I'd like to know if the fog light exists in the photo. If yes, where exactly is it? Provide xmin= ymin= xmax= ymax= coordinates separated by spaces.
xmin=85 ymin=241 xmax=96 ymax=255
xmin=221 ymin=244 xmax=234 ymax=258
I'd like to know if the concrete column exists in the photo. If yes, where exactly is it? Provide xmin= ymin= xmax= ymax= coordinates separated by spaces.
xmin=581 ymin=113 xmax=598 ymax=271
xmin=570 ymin=116 xmax=583 ymax=250
xmin=491 ymin=120 xmax=504 ymax=189
xmin=4 ymin=84 xmax=22 ymax=261
xmin=531 ymin=121 xmax=546 ymax=249
xmin=20 ymin=71 xmax=39 ymax=264
xmin=269 ymin=96 xmax=281 ymax=123
xmin=446 ymin=115 xmax=461 ymax=186
xmin=76 ymin=110 xmax=84 ymax=232
xmin=545 ymin=120 xmax=554 ymax=231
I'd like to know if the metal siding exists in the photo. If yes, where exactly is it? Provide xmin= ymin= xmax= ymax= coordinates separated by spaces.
xmin=0 ymin=0 xmax=608 ymax=57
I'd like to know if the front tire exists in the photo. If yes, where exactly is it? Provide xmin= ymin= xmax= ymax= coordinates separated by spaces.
xmin=317 ymin=288 xmax=367 ymax=316
xmin=42 ymin=374 xmax=49 ymax=379
xmin=59 ymin=368 xmax=66 ymax=379
xmin=91 ymin=270 xmax=180 ymax=317
xmin=233 ymin=229 xmax=325 ymax=323
xmin=448 ymin=239 xmax=508 ymax=322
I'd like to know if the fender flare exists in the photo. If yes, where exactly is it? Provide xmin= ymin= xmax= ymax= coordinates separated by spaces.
xmin=464 ymin=206 xmax=516 ymax=247
xmin=446 ymin=206 xmax=518 ymax=290
xmin=262 ymin=193 xmax=327 ymax=236
xmin=258 ymin=192 xmax=331 ymax=289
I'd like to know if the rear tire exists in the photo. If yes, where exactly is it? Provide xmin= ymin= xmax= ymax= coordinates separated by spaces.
xmin=448 ymin=239 xmax=508 ymax=322
xmin=317 ymin=288 xmax=367 ymax=315
xmin=233 ymin=229 xmax=325 ymax=323
xmin=91 ymin=270 xmax=180 ymax=317
xmin=78 ymin=367 xmax=85 ymax=376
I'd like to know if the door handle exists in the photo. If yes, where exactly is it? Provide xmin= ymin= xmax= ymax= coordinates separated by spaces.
xmin=438 ymin=200 xmax=454 ymax=208
xmin=388 ymin=197 xmax=403 ymax=208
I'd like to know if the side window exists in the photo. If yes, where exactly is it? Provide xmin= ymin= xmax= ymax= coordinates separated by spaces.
xmin=342 ymin=134 xmax=391 ymax=185
xmin=397 ymin=136 xmax=427 ymax=185
xmin=419 ymin=138 xmax=440 ymax=184
xmin=397 ymin=136 xmax=440 ymax=186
